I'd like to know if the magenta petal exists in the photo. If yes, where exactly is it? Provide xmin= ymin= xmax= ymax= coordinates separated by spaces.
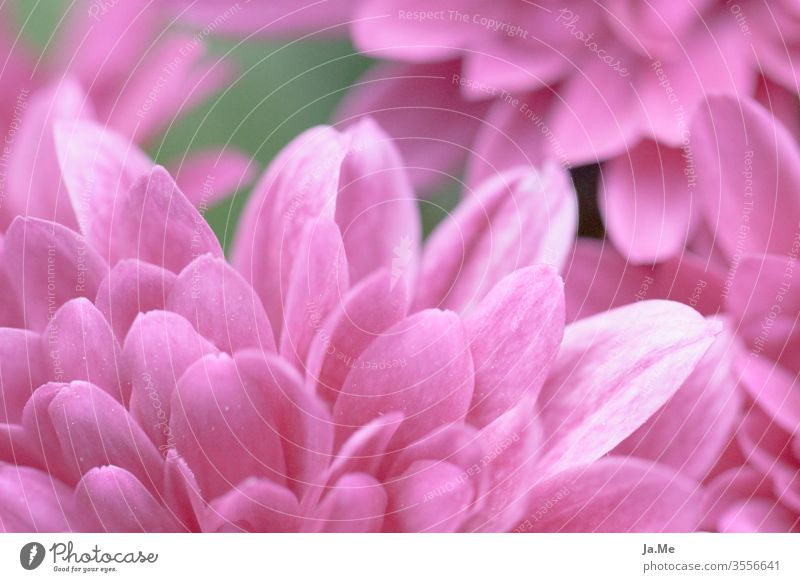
xmin=315 ymin=473 xmax=387 ymax=533
xmin=517 ymin=457 xmax=702 ymax=532
xmin=600 ymin=140 xmax=696 ymax=264
xmin=3 ymin=217 xmax=106 ymax=331
xmin=22 ymin=383 xmax=70 ymax=481
xmin=388 ymin=423 xmax=483 ymax=481
xmin=0 ymin=329 xmax=48 ymax=424
xmin=170 ymin=353 xmax=287 ymax=500
xmin=119 ymin=167 xmax=223 ymax=272
xmin=306 ymin=269 xmax=408 ymax=402
xmin=280 ymin=220 xmax=349 ymax=367
xmin=737 ymin=356 xmax=800 ymax=436
xmin=0 ymin=464 xmax=79 ymax=532
xmin=44 ymin=298 xmax=127 ymax=402
xmin=692 ymin=95 xmax=800 ymax=260
xmin=702 ymin=467 xmax=776 ymax=531
xmin=539 ymin=300 xmax=719 ymax=476
xmin=415 ymin=165 xmax=577 ymax=313
xmin=95 ymin=259 xmax=177 ymax=341
xmin=54 ymin=118 xmax=152 ymax=259
xmin=464 ymin=265 xmax=564 ymax=426
xmin=327 ymin=413 xmax=403 ymax=487
xmin=47 ymin=381 xmax=164 ymax=490
xmin=75 ymin=466 xmax=182 ymax=532
xmin=171 ymin=148 xmax=257 ymax=206
xmin=335 ymin=118 xmax=420 ymax=286
xmin=384 ymin=460 xmax=475 ymax=532
xmin=167 ymin=254 xmax=276 ymax=354
xmin=204 ymin=478 xmax=301 ymax=532
xmin=124 ymin=311 xmax=217 ymax=448
xmin=333 ymin=309 xmax=474 ymax=449
xmin=233 ymin=350 xmax=333 ymax=500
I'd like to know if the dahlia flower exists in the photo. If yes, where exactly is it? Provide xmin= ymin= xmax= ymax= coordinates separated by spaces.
xmin=1 ymin=117 xmax=720 ymax=532
xmin=0 ymin=1 xmax=252 ymax=231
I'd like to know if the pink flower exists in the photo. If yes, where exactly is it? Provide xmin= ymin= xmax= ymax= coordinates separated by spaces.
xmin=0 ymin=1 xmax=253 ymax=231
xmin=0 ymin=118 xmax=720 ymax=532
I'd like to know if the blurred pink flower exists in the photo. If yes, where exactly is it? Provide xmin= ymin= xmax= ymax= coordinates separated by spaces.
xmin=0 ymin=118 xmax=720 ymax=532
xmin=0 ymin=1 xmax=254 ymax=231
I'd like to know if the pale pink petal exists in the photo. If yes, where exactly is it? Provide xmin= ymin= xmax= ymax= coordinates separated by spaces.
xmin=123 ymin=311 xmax=217 ymax=448
xmin=0 ymin=463 xmax=79 ymax=532
xmin=335 ymin=118 xmax=420 ymax=286
xmin=0 ymin=329 xmax=48 ymax=424
xmin=171 ymin=148 xmax=257 ymax=207
xmin=75 ymin=466 xmax=183 ymax=532
xmin=232 ymin=126 xmax=346 ymax=329
xmin=167 ymin=254 xmax=276 ymax=354
xmin=692 ymin=95 xmax=800 ymax=260
xmin=517 ymin=457 xmax=703 ymax=532
xmin=416 ymin=165 xmax=577 ymax=313
xmin=280 ymin=220 xmax=349 ymax=367
xmin=118 ymin=167 xmax=223 ymax=272
xmin=737 ymin=355 xmax=800 ymax=437
xmin=306 ymin=269 xmax=408 ymax=403
xmin=54 ymin=119 xmax=152 ymax=260
xmin=539 ymin=300 xmax=720 ymax=476
xmin=600 ymin=140 xmax=696 ymax=264
xmin=464 ymin=265 xmax=564 ymax=426
xmin=333 ymin=309 xmax=474 ymax=449
xmin=43 ymin=298 xmax=127 ymax=402
xmin=614 ymin=325 xmax=742 ymax=479
xmin=314 ymin=473 xmax=387 ymax=533
xmin=718 ymin=498 xmax=798 ymax=533
xmin=384 ymin=460 xmax=474 ymax=532
xmin=94 ymin=259 xmax=177 ymax=341
xmin=204 ymin=478 xmax=301 ymax=533
xmin=3 ymin=217 xmax=107 ymax=331
xmin=170 ymin=353 xmax=286 ymax=500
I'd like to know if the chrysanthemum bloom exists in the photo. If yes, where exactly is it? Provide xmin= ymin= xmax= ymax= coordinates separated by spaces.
xmin=563 ymin=94 xmax=800 ymax=531
xmin=1 ymin=117 xmax=721 ymax=532
xmin=0 ymin=1 xmax=253 ymax=231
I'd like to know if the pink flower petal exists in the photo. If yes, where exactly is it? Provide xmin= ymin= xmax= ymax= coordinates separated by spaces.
xmin=718 ymin=498 xmax=798 ymax=533
xmin=118 ymin=167 xmax=223 ymax=272
xmin=384 ymin=460 xmax=475 ymax=532
xmin=94 ymin=259 xmax=177 ymax=341
xmin=600 ymin=140 xmax=696 ymax=264
xmin=702 ymin=467 xmax=776 ymax=531
xmin=75 ymin=466 xmax=183 ymax=532
xmin=204 ymin=478 xmax=301 ymax=532
xmin=44 ymin=298 xmax=127 ymax=402
xmin=416 ymin=165 xmax=577 ymax=313
xmin=3 ymin=217 xmax=107 ymax=331
xmin=54 ymin=119 xmax=152 ymax=260
xmin=333 ymin=309 xmax=474 ymax=450
xmin=46 ymin=381 xmax=164 ymax=489
xmin=280 ymin=220 xmax=349 ymax=367
xmin=335 ymin=118 xmax=420 ymax=286
xmin=167 ymin=254 xmax=276 ymax=354
xmin=123 ymin=311 xmax=218 ymax=448
xmin=517 ymin=457 xmax=703 ymax=532
xmin=169 ymin=353 xmax=287 ymax=500
xmin=692 ymin=95 xmax=800 ymax=260
xmin=336 ymin=61 xmax=489 ymax=192
xmin=306 ymin=269 xmax=408 ymax=403
xmin=0 ymin=463 xmax=79 ymax=532
xmin=0 ymin=329 xmax=48 ymax=424
xmin=327 ymin=413 xmax=403 ymax=487
xmin=539 ymin=300 xmax=720 ymax=476
xmin=314 ymin=473 xmax=387 ymax=533
xmin=464 ymin=265 xmax=564 ymax=426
